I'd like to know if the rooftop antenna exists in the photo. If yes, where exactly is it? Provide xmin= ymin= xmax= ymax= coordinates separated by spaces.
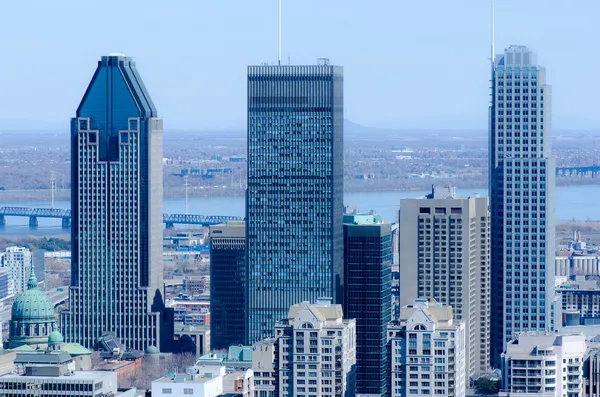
xmin=491 ymin=0 xmax=495 ymax=65
xmin=278 ymin=0 xmax=282 ymax=65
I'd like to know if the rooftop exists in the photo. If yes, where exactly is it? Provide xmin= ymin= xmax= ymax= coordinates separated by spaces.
xmin=1 ymin=370 xmax=114 ymax=382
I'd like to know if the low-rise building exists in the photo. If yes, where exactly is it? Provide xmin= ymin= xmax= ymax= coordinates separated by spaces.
xmin=500 ymin=332 xmax=586 ymax=396
xmin=223 ymin=369 xmax=255 ymax=397
xmin=0 ymin=359 xmax=133 ymax=397
xmin=196 ymin=345 xmax=253 ymax=370
xmin=387 ymin=299 xmax=466 ymax=397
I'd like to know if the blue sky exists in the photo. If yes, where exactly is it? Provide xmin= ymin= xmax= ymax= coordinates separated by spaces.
xmin=0 ymin=0 xmax=598 ymax=131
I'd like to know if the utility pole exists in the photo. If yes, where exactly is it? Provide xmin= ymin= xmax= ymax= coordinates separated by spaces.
xmin=50 ymin=172 xmax=56 ymax=209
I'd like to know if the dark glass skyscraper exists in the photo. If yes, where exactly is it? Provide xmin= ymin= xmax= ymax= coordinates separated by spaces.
xmin=489 ymin=46 xmax=555 ymax=365
xmin=209 ymin=221 xmax=246 ymax=349
xmin=61 ymin=54 xmax=165 ymax=351
xmin=344 ymin=211 xmax=392 ymax=396
xmin=246 ymin=61 xmax=344 ymax=343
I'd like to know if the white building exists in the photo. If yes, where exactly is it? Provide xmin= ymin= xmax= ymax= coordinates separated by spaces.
xmin=152 ymin=366 xmax=225 ymax=397
xmin=0 ymin=366 xmax=131 ymax=396
xmin=152 ymin=365 xmax=255 ymax=397
xmin=253 ymin=299 xmax=357 ymax=397
xmin=1 ymin=246 xmax=32 ymax=295
xmin=500 ymin=332 xmax=586 ymax=396
xmin=388 ymin=299 xmax=466 ymax=397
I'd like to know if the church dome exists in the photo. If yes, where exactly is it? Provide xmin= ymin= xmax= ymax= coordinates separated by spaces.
xmin=9 ymin=270 xmax=58 ymax=349
xmin=48 ymin=330 xmax=64 ymax=345
xmin=145 ymin=345 xmax=159 ymax=355
xmin=11 ymin=271 xmax=55 ymax=322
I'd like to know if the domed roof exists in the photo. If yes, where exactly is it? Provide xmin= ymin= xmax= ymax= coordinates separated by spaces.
xmin=145 ymin=345 xmax=159 ymax=355
xmin=48 ymin=330 xmax=64 ymax=345
xmin=11 ymin=270 xmax=55 ymax=322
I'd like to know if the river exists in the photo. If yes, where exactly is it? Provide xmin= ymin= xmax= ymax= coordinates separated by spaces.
xmin=0 ymin=185 xmax=597 ymax=236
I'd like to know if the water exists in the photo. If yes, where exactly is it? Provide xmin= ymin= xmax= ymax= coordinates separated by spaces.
xmin=0 ymin=185 xmax=598 ymax=236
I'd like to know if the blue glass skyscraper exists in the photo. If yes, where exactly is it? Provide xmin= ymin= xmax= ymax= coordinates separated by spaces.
xmin=489 ymin=46 xmax=555 ymax=365
xmin=246 ymin=61 xmax=344 ymax=343
xmin=61 ymin=54 xmax=165 ymax=351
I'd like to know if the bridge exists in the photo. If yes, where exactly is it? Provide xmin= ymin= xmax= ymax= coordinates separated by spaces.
xmin=556 ymin=166 xmax=600 ymax=178
xmin=0 ymin=207 xmax=242 ymax=228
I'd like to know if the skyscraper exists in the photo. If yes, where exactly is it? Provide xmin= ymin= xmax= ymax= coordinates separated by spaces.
xmin=399 ymin=185 xmax=490 ymax=378
xmin=343 ymin=210 xmax=392 ymax=396
xmin=489 ymin=45 xmax=555 ymax=365
xmin=246 ymin=60 xmax=344 ymax=343
xmin=61 ymin=54 xmax=165 ymax=351
xmin=209 ymin=221 xmax=246 ymax=349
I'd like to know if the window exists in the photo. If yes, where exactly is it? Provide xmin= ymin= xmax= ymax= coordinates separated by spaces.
xmin=184 ymin=389 xmax=194 ymax=395
xmin=162 ymin=389 xmax=173 ymax=394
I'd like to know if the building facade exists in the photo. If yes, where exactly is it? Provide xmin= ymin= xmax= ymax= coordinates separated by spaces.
xmin=399 ymin=186 xmax=490 ymax=378
xmin=61 ymin=54 xmax=165 ymax=351
xmin=2 ymin=247 xmax=32 ymax=295
xmin=258 ymin=300 xmax=356 ymax=397
xmin=210 ymin=221 xmax=246 ymax=349
xmin=343 ymin=211 xmax=392 ymax=396
xmin=489 ymin=45 xmax=556 ymax=365
xmin=500 ymin=333 xmax=585 ymax=396
xmin=246 ymin=61 xmax=344 ymax=343
xmin=387 ymin=299 xmax=466 ymax=397
xmin=252 ymin=339 xmax=279 ymax=397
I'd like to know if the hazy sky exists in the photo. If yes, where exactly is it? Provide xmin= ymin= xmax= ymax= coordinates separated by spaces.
xmin=0 ymin=0 xmax=598 ymax=131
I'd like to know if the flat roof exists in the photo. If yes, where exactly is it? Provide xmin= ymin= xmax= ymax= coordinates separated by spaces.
xmin=0 ymin=370 xmax=114 ymax=382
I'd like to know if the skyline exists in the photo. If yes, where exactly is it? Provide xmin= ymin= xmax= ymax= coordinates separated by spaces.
xmin=0 ymin=1 xmax=599 ymax=131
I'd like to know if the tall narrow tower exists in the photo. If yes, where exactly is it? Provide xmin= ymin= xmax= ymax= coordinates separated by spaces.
xmin=61 ymin=54 xmax=165 ymax=351
xmin=489 ymin=46 xmax=555 ymax=365
xmin=246 ymin=61 xmax=344 ymax=343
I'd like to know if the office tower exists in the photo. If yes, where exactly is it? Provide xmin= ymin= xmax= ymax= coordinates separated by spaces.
xmin=489 ymin=45 xmax=556 ymax=364
xmin=399 ymin=185 xmax=490 ymax=378
xmin=256 ymin=300 xmax=356 ymax=397
xmin=246 ymin=60 xmax=344 ymax=343
xmin=209 ymin=220 xmax=246 ymax=349
xmin=2 ymin=247 xmax=32 ymax=294
xmin=387 ymin=299 xmax=466 ymax=397
xmin=61 ymin=54 xmax=165 ymax=351
xmin=343 ymin=210 xmax=392 ymax=396
xmin=500 ymin=333 xmax=585 ymax=396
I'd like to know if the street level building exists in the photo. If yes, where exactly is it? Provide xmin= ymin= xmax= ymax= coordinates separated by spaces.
xmin=61 ymin=54 xmax=166 ymax=351
xmin=489 ymin=45 xmax=556 ymax=365
xmin=399 ymin=185 xmax=490 ymax=378
xmin=210 ymin=221 xmax=246 ymax=349
xmin=343 ymin=210 xmax=392 ymax=396
xmin=500 ymin=332 xmax=585 ymax=396
xmin=246 ymin=60 xmax=344 ymax=343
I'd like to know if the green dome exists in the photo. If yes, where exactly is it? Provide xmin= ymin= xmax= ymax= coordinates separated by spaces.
xmin=48 ymin=330 xmax=64 ymax=344
xmin=145 ymin=345 xmax=159 ymax=355
xmin=11 ymin=271 xmax=55 ymax=322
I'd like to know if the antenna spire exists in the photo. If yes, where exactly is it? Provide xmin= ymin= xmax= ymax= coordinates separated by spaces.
xmin=278 ymin=0 xmax=282 ymax=65
xmin=491 ymin=0 xmax=495 ymax=65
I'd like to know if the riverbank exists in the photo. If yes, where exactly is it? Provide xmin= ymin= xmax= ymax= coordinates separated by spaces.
xmin=1 ymin=177 xmax=599 ymax=203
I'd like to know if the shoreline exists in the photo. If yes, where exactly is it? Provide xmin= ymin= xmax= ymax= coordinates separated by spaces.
xmin=0 ymin=178 xmax=599 ymax=203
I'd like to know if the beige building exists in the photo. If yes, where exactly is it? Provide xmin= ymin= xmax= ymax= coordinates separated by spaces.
xmin=387 ymin=299 xmax=466 ymax=397
xmin=253 ymin=299 xmax=357 ymax=397
xmin=399 ymin=185 xmax=490 ymax=378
